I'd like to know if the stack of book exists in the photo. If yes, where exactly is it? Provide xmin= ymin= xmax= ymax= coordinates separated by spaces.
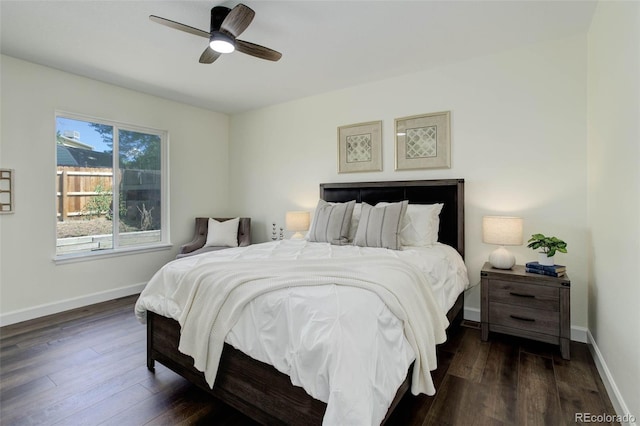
xmin=525 ymin=261 xmax=566 ymax=277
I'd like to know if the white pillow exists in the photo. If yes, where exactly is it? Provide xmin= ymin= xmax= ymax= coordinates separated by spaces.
xmin=377 ymin=202 xmax=443 ymax=246
xmin=205 ymin=217 xmax=239 ymax=247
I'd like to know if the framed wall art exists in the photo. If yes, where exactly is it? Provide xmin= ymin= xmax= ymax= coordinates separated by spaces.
xmin=337 ymin=121 xmax=382 ymax=173
xmin=395 ymin=111 xmax=451 ymax=170
xmin=0 ymin=169 xmax=14 ymax=213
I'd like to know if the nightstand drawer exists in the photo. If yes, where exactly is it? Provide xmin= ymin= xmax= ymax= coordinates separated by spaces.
xmin=489 ymin=302 xmax=559 ymax=336
xmin=489 ymin=279 xmax=559 ymax=311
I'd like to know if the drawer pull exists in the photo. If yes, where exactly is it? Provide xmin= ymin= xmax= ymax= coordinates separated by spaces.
xmin=510 ymin=315 xmax=535 ymax=322
xmin=509 ymin=292 xmax=535 ymax=298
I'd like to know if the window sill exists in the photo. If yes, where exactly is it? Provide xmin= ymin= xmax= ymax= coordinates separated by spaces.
xmin=53 ymin=243 xmax=173 ymax=265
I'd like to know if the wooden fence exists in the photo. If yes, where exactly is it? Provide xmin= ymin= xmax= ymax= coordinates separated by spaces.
xmin=56 ymin=166 xmax=161 ymax=221
xmin=56 ymin=167 xmax=113 ymax=221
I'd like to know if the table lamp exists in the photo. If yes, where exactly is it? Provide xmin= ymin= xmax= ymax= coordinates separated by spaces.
xmin=482 ymin=216 xmax=523 ymax=269
xmin=286 ymin=211 xmax=310 ymax=239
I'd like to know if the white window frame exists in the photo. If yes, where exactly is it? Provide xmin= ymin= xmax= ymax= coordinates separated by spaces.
xmin=54 ymin=111 xmax=170 ymax=263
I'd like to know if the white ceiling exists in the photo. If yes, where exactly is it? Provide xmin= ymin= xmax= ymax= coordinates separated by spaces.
xmin=1 ymin=0 xmax=597 ymax=114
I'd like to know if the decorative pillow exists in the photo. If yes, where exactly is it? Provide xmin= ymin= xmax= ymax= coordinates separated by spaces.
xmin=377 ymin=202 xmax=443 ymax=246
xmin=307 ymin=202 xmax=362 ymax=242
xmin=348 ymin=202 xmax=362 ymax=242
xmin=354 ymin=201 xmax=408 ymax=250
xmin=308 ymin=200 xmax=356 ymax=244
xmin=205 ymin=217 xmax=239 ymax=247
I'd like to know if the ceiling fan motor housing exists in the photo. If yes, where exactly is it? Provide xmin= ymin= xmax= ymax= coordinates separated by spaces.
xmin=211 ymin=6 xmax=231 ymax=32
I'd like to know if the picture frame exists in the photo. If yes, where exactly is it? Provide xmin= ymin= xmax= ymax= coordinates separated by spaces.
xmin=337 ymin=121 xmax=382 ymax=173
xmin=395 ymin=111 xmax=451 ymax=170
xmin=0 ymin=168 xmax=14 ymax=214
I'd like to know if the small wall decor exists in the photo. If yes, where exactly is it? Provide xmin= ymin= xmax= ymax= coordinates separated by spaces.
xmin=395 ymin=111 xmax=451 ymax=170
xmin=0 ymin=169 xmax=14 ymax=214
xmin=337 ymin=121 xmax=382 ymax=173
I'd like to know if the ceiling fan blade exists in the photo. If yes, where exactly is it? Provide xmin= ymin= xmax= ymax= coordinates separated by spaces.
xmin=149 ymin=15 xmax=209 ymax=39
xmin=236 ymin=40 xmax=282 ymax=62
xmin=219 ymin=4 xmax=255 ymax=38
xmin=199 ymin=46 xmax=222 ymax=64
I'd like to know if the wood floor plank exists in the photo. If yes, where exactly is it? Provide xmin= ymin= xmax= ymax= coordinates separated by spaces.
xmin=139 ymin=364 xmax=195 ymax=395
xmin=447 ymin=328 xmax=491 ymax=383
xmin=143 ymin=386 xmax=217 ymax=425
xmin=174 ymin=401 xmax=259 ymax=426
xmin=0 ymin=347 xmax=101 ymax=394
xmin=557 ymin=382 xmax=613 ymax=426
xmin=0 ymin=296 xmax=136 ymax=342
xmin=91 ymin=324 xmax=145 ymax=354
xmin=553 ymin=341 xmax=599 ymax=392
xmin=47 ymin=346 xmax=145 ymax=389
xmin=52 ymin=384 xmax=153 ymax=426
xmin=516 ymin=351 xmax=563 ymax=425
xmin=1 ymin=365 xmax=154 ymax=425
xmin=0 ymin=375 xmax=57 ymax=405
xmin=0 ymin=320 xmax=140 ymax=375
xmin=555 ymin=342 xmax=616 ymax=425
xmin=98 ymin=381 xmax=194 ymax=426
xmin=423 ymin=375 xmax=492 ymax=426
xmin=480 ymin=337 xmax=519 ymax=424
xmin=13 ymin=306 xmax=140 ymax=351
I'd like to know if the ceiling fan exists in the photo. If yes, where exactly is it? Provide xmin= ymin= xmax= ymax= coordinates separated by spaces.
xmin=150 ymin=3 xmax=282 ymax=64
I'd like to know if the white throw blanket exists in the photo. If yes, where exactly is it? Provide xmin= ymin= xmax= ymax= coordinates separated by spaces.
xmin=136 ymin=242 xmax=459 ymax=425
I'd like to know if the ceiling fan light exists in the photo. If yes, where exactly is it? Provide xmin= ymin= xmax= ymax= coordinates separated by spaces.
xmin=210 ymin=32 xmax=235 ymax=53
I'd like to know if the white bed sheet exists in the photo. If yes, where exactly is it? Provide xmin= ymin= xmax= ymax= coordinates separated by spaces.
xmin=135 ymin=240 xmax=469 ymax=425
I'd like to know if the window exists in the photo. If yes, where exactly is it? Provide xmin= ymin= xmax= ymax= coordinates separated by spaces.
xmin=55 ymin=113 xmax=168 ymax=258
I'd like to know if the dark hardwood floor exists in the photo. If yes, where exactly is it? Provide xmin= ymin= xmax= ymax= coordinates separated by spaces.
xmin=0 ymin=296 xmax=618 ymax=425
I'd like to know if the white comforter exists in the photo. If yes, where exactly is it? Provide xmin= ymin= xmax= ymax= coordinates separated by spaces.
xmin=135 ymin=240 xmax=469 ymax=425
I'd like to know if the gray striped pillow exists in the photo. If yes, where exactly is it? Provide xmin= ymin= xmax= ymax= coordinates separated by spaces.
xmin=354 ymin=201 xmax=408 ymax=250
xmin=308 ymin=200 xmax=356 ymax=245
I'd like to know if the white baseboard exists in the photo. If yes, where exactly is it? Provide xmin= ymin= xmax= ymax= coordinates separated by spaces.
xmin=587 ymin=330 xmax=637 ymax=426
xmin=570 ymin=325 xmax=588 ymax=343
xmin=464 ymin=306 xmax=588 ymax=343
xmin=464 ymin=306 xmax=481 ymax=322
xmin=0 ymin=282 xmax=146 ymax=327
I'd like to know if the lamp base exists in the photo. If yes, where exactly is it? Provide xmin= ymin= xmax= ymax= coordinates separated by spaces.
xmin=489 ymin=246 xmax=516 ymax=269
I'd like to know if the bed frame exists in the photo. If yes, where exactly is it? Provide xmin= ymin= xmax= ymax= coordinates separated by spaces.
xmin=146 ymin=179 xmax=465 ymax=425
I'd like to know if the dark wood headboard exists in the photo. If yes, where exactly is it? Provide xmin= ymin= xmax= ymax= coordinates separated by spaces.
xmin=320 ymin=179 xmax=465 ymax=258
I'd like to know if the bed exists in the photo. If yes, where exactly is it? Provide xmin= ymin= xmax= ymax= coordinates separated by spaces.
xmin=136 ymin=179 xmax=467 ymax=425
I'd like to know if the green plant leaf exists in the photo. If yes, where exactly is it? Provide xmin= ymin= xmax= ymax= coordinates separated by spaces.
xmin=527 ymin=233 xmax=568 ymax=256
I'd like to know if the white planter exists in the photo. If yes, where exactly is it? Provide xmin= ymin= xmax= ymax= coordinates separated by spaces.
xmin=538 ymin=253 xmax=555 ymax=266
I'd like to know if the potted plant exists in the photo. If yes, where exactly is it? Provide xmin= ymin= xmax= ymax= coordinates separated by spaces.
xmin=527 ymin=233 xmax=567 ymax=266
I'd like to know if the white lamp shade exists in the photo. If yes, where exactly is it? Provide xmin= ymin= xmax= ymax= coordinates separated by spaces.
xmin=482 ymin=216 xmax=523 ymax=269
xmin=482 ymin=216 xmax=523 ymax=246
xmin=286 ymin=211 xmax=310 ymax=239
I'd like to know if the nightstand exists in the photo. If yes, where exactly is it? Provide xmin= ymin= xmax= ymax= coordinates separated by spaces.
xmin=481 ymin=262 xmax=571 ymax=359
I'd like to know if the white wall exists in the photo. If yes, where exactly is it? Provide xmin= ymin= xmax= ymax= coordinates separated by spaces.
xmin=587 ymin=1 xmax=640 ymax=419
xmin=229 ymin=35 xmax=589 ymax=329
xmin=0 ymin=55 xmax=231 ymax=322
